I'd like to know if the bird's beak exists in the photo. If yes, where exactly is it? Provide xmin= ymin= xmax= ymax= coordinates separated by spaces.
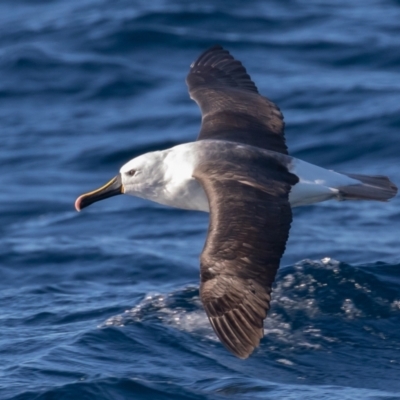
xmin=75 ymin=174 xmax=124 ymax=211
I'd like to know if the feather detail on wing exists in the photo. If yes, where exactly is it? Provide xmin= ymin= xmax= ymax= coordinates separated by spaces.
xmin=193 ymin=146 xmax=298 ymax=358
xmin=187 ymin=45 xmax=287 ymax=154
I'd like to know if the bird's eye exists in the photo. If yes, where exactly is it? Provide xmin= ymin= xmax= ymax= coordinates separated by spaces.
xmin=127 ymin=169 xmax=136 ymax=177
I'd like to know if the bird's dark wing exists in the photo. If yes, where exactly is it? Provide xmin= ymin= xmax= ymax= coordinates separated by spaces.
xmin=193 ymin=150 xmax=298 ymax=358
xmin=186 ymin=45 xmax=287 ymax=154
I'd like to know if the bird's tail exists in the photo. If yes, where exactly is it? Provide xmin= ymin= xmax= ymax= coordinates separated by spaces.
xmin=338 ymin=173 xmax=397 ymax=202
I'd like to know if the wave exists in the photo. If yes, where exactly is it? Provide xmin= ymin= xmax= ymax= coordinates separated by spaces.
xmin=89 ymin=258 xmax=400 ymax=395
xmin=102 ymin=258 xmax=400 ymax=355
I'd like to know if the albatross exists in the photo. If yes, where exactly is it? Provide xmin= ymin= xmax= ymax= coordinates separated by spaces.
xmin=75 ymin=45 xmax=397 ymax=359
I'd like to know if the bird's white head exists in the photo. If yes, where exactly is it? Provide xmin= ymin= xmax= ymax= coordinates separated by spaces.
xmin=75 ymin=150 xmax=166 ymax=211
xmin=119 ymin=151 xmax=166 ymax=199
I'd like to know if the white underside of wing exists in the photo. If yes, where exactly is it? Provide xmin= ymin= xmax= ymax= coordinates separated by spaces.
xmin=288 ymin=158 xmax=359 ymax=207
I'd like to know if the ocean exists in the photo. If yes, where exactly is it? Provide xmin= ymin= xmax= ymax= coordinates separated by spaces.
xmin=1 ymin=0 xmax=400 ymax=399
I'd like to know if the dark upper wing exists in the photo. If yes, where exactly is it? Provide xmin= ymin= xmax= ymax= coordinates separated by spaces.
xmin=186 ymin=45 xmax=287 ymax=154
xmin=193 ymin=150 xmax=298 ymax=358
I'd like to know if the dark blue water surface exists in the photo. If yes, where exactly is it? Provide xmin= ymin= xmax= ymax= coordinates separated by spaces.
xmin=1 ymin=1 xmax=400 ymax=399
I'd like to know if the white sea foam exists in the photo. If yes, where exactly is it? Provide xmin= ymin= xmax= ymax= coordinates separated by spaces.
xmin=100 ymin=287 xmax=218 ymax=340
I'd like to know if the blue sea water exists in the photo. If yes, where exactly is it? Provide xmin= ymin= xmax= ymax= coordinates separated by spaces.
xmin=1 ymin=0 xmax=400 ymax=399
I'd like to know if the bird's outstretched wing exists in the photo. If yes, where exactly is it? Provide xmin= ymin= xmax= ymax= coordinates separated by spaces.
xmin=186 ymin=45 xmax=287 ymax=155
xmin=193 ymin=147 xmax=298 ymax=358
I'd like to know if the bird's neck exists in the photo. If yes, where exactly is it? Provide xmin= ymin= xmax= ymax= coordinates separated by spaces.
xmin=151 ymin=144 xmax=209 ymax=212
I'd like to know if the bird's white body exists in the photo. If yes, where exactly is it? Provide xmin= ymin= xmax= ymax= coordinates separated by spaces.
xmin=120 ymin=141 xmax=359 ymax=212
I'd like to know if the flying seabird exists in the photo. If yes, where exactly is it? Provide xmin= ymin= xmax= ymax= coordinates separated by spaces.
xmin=75 ymin=45 xmax=397 ymax=359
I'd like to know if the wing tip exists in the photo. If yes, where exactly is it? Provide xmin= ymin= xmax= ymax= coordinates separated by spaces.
xmin=188 ymin=45 xmax=259 ymax=94
xmin=207 ymin=309 xmax=265 ymax=359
